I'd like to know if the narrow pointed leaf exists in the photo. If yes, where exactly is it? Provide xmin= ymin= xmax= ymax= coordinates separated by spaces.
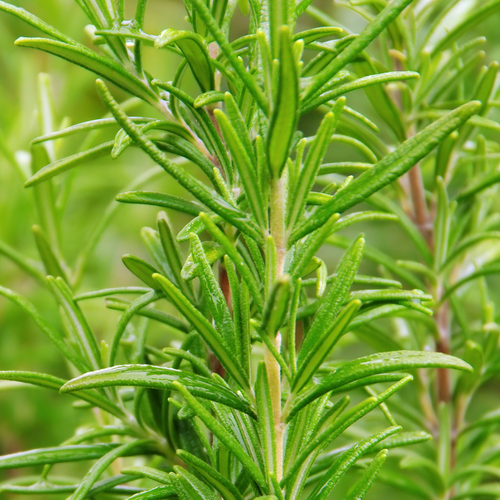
xmin=177 ymin=450 xmax=245 ymax=500
xmin=297 ymin=235 xmax=364 ymax=369
xmin=190 ymin=233 xmax=235 ymax=352
xmin=292 ymin=351 xmax=471 ymax=417
xmin=174 ymin=383 xmax=267 ymax=491
xmin=47 ymin=277 xmax=102 ymax=371
xmin=153 ymin=273 xmax=250 ymax=389
xmin=25 ymin=141 xmax=114 ymax=187
xmin=70 ymin=440 xmax=153 ymax=500
xmin=267 ymin=26 xmax=299 ymax=178
xmin=15 ymin=38 xmax=158 ymax=105
xmin=288 ymin=100 xmax=344 ymax=231
xmin=116 ymin=191 xmax=204 ymax=217
xmin=215 ymin=109 xmax=266 ymax=227
xmin=255 ymin=363 xmax=276 ymax=478
xmin=61 ymin=364 xmax=254 ymax=416
xmin=0 ymin=371 xmax=124 ymax=418
xmin=293 ymin=299 xmax=361 ymax=392
xmin=292 ymin=101 xmax=481 ymax=242
xmin=155 ymin=29 xmax=214 ymax=92
xmin=0 ymin=444 xmax=123 ymax=470
xmin=311 ymin=427 xmax=400 ymax=500
xmin=345 ymin=449 xmax=388 ymax=500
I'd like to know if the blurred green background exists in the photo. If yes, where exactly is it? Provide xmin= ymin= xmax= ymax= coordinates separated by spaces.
xmin=1 ymin=1 xmax=500 ymax=499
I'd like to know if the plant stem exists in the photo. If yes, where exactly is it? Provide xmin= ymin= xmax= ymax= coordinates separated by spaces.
xmin=268 ymin=175 xmax=287 ymax=481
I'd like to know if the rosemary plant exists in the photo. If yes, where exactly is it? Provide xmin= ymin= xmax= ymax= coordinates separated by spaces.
xmin=0 ymin=0 xmax=499 ymax=499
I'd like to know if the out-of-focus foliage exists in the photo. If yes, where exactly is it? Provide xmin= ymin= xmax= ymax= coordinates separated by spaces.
xmin=0 ymin=1 xmax=500 ymax=499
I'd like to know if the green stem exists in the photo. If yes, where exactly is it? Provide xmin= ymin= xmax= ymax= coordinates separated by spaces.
xmin=268 ymin=176 xmax=287 ymax=481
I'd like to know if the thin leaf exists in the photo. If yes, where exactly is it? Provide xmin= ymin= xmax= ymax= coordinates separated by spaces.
xmin=177 ymin=450 xmax=246 ymax=500
xmin=0 ymin=444 xmax=123 ymax=470
xmin=155 ymin=29 xmax=214 ymax=92
xmin=0 ymin=286 xmax=86 ymax=371
xmin=267 ymin=26 xmax=299 ymax=178
xmin=287 ymin=100 xmax=345 ymax=231
xmin=255 ymin=363 xmax=277 ymax=480
xmin=190 ymin=233 xmax=235 ymax=352
xmin=290 ymin=351 xmax=471 ymax=418
xmin=70 ymin=440 xmax=153 ymax=500
xmin=301 ymin=0 xmax=414 ymax=101
xmin=174 ymin=382 xmax=268 ymax=491
xmin=95 ymin=80 xmax=262 ymax=243
xmin=116 ymin=191 xmax=204 ymax=217
xmin=345 ymin=449 xmax=388 ymax=500
xmin=61 ymin=364 xmax=254 ymax=417
xmin=292 ymin=101 xmax=481 ymax=242
xmin=15 ymin=38 xmax=158 ymax=106
xmin=214 ymin=109 xmax=266 ymax=227
xmin=293 ymin=300 xmax=361 ymax=393
xmin=0 ymin=371 xmax=124 ymax=418
xmin=310 ymin=427 xmax=401 ymax=500
xmin=296 ymin=235 xmax=364 ymax=373
xmin=153 ymin=273 xmax=250 ymax=390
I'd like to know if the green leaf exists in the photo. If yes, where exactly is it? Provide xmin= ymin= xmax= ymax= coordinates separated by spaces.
xmin=289 ymin=214 xmax=340 ymax=278
xmin=281 ymin=376 xmax=412 ymax=485
xmin=175 ymin=466 xmax=220 ymax=500
xmin=0 ymin=444 xmax=123 ymax=470
xmin=122 ymin=255 xmax=161 ymax=291
xmin=301 ymin=0 xmax=414 ymax=101
xmin=0 ymin=239 xmax=45 ymax=282
xmin=189 ymin=233 xmax=235 ymax=352
xmin=155 ymin=29 xmax=214 ymax=92
xmin=296 ymin=235 xmax=364 ymax=373
xmin=47 ymin=277 xmax=102 ymax=371
xmin=310 ymin=427 xmax=400 ymax=500
xmin=15 ymin=38 xmax=158 ymax=106
xmin=199 ymin=213 xmax=263 ymax=310
xmin=456 ymin=170 xmax=500 ymax=201
xmin=294 ymin=27 xmax=343 ymax=44
xmin=267 ymin=26 xmax=299 ymax=178
xmin=153 ymin=273 xmax=250 ymax=390
xmin=104 ymin=298 xmax=189 ymax=332
xmin=32 ymin=225 xmax=67 ymax=280
xmin=121 ymin=466 xmax=171 ymax=484
xmin=0 ymin=371 xmax=124 ymax=418
xmin=0 ymin=1 xmax=77 ymax=44
xmin=173 ymin=383 xmax=268 ymax=491
xmin=292 ymin=101 xmax=481 ymax=242
xmin=441 ymin=264 xmax=500 ymax=302
xmin=293 ymin=299 xmax=361 ymax=393
xmin=177 ymin=450 xmax=245 ymax=500
xmin=109 ymin=291 xmax=161 ymax=366
xmin=214 ymin=109 xmax=266 ymax=227
xmin=0 ymin=285 xmax=88 ymax=370
xmin=70 ymin=440 xmax=153 ymax=500
xmin=189 ymin=0 xmax=269 ymax=114
xmin=181 ymin=242 xmax=225 ymax=281
xmin=345 ymin=449 xmax=388 ymax=500
xmin=302 ymin=71 xmax=419 ymax=115
xmin=262 ymin=275 xmax=292 ymax=337
xmin=290 ymin=351 xmax=471 ymax=418
xmin=25 ymin=141 xmax=114 ymax=187
xmin=125 ymin=486 xmax=177 ymax=499
xmin=61 ymin=364 xmax=254 ymax=417
xmin=287 ymin=100 xmax=345 ymax=231
xmin=157 ymin=214 xmax=194 ymax=300
xmin=255 ymin=363 xmax=277 ymax=479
